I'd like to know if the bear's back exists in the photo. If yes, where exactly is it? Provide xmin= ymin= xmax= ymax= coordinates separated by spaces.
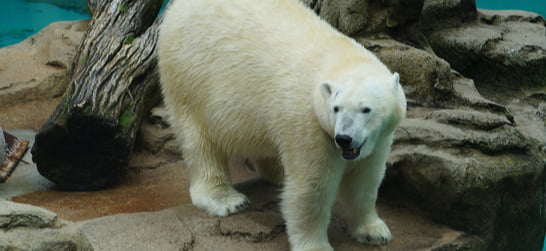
xmin=158 ymin=0 xmax=348 ymax=95
xmin=157 ymin=0 xmax=380 ymax=157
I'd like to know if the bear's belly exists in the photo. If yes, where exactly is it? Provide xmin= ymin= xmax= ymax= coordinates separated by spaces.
xmin=201 ymin=111 xmax=278 ymax=158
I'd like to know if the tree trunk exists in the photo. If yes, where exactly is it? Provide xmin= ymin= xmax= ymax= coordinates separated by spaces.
xmin=31 ymin=0 xmax=164 ymax=190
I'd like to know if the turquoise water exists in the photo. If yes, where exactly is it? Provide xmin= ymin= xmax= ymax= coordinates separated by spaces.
xmin=1 ymin=0 xmax=171 ymax=48
xmin=0 ymin=0 xmax=90 ymax=47
xmin=477 ymin=0 xmax=546 ymax=16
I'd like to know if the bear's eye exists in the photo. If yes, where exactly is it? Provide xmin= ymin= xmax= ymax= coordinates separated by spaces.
xmin=333 ymin=106 xmax=339 ymax=113
xmin=361 ymin=107 xmax=371 ymax=114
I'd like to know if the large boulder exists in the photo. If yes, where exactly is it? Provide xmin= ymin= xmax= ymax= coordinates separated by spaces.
xmin=426 ymin=9 xmax=546 ymax=95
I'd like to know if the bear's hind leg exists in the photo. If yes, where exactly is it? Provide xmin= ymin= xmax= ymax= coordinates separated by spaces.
xmin=180 ymin=118 xmax=249 ymax=217
xmin=254 ymin=157 xmax=284 ymax=185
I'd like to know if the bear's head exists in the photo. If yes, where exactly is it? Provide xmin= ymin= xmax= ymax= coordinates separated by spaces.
xmin=314 ymin=71 xmax=406 ymax=161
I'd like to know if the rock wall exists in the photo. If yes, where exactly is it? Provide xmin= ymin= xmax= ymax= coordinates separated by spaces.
xmin=322 ymin=1 xmax=546 ymax=250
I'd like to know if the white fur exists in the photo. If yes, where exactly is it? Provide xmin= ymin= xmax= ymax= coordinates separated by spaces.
xmin=158 ymin=0 xmax=406 ymax=250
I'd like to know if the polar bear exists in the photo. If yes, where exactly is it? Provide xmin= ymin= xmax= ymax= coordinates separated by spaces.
xmin=158 ymin=0 xmax=406 ymax=250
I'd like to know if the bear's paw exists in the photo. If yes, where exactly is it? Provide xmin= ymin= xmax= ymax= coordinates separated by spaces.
xmin=190 ymin=184 xmax=250 ymax=217
xmin=350 ymin=218 xmax=392 ymax=245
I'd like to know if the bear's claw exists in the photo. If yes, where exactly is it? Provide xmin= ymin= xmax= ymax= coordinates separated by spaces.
xmin=351 ymin=218 xmax=392 ymax=245
xmin=235 ymin=200 xmax=250 ymax=210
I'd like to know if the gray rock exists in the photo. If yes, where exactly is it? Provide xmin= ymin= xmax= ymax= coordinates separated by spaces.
xmin=0 ymin=20 xmax=89 ymax=107
xmin=420 ymin=0 xmax=478 ymax=33
xmin=137 ymin=119 xmax=177 ymax=155
xmin=0 ymin=200 xmax=59 ymax=229
xmin=1 ymin=225 xmax=93 ymax=251
xmin=79 ymin=208 xmax=193 ymax=251
xmin=134 ymin=105 xmax=181 ymax=165
xmin=427 ymin=9 xmax=546 ymax=94
xmin=0 ymin=201 xmax=93 ymax=251
xmin=302 ymin=0 xmax=424 ymax=35
xmin=425 ymin=109 xmax=512 ymax=130
xmin=356 ymin=37 xmax=454 ymax=105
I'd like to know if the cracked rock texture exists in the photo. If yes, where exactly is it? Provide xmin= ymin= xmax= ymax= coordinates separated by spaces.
xmin=427 ymin=9 xmax=546 ymax=94
xmin=0 ymin=200 xmax=93 ymax=251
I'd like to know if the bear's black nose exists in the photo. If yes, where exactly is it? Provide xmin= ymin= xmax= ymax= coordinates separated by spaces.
xmin=335 ymin=135 xmax=352 ymax=148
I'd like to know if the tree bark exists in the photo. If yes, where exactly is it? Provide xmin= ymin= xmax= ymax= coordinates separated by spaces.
xmin=31 ymin=0 xmax=164 ymax=190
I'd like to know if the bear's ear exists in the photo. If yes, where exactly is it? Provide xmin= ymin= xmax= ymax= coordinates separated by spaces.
xmin=320 ymin=82 xmax=333 ymax=100
xmin=393 ymin=72 xmax=400 ymax=89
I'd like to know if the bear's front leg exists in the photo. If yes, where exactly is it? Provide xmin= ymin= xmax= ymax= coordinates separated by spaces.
xmin=281 ymin=154 xmax=345 ymax=251
xmin=339 ymin=138 xmax=393 ymax=245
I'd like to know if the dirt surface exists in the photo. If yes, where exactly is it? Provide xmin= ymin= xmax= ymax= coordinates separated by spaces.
xmin=0 ymin=97 xmax=61 ymax=131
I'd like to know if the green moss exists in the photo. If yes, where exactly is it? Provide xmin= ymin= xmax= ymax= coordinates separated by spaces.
xmin=118 ymin=108 xmax=136 ymax=128
xmin=119 ymin=2 xmax=127 ymax=13
xmin=82 ymin=104 xmax=93 ymax=114
xmin=124 ymin=35 xmax=135 ymax=45
xmin=61 ymin=85 xmax=75 ymax=108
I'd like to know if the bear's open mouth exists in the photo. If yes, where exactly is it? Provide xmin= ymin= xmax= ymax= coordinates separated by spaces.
xmin=341 ymin=147 xmax=361 ymax=160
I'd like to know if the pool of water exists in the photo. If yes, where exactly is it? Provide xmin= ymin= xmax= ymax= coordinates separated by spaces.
xmin=0 ymin=0 xmax=90 ymax=48
xmin=0 ymin=0 xmax=175 ymax=48
xmin=476 ymin=0 xmax=546 ymax=16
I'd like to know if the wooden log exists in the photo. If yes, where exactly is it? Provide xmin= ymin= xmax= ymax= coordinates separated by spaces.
xmin=0 ymin=128 xmax=29 ymax=183
xmin=31 ymin=0 xmax=164 ymax=190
